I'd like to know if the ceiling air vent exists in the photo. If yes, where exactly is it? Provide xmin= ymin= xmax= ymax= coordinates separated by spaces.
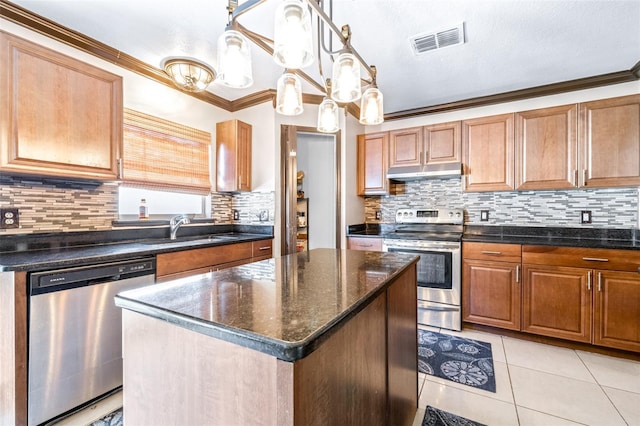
xmin=409 ymin=23 xmax=465 ymax=55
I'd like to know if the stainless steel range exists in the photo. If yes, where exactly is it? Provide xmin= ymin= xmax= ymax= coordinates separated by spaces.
xmin=382 ymin=208 xmax=463 ymax=330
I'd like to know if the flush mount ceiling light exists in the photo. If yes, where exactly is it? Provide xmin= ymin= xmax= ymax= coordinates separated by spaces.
xmin=226 ymin=0 xmax=384 ymax=130
xmin=161 ymin=57 xmax=216 ymax=93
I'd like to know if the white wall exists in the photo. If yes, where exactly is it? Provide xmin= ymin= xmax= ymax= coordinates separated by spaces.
xmin=297 ymin=133 xmax=336 ymax=249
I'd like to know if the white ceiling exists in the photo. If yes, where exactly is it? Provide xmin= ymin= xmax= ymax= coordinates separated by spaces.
xmin=8 ymin=0 xmax=640 ymax=115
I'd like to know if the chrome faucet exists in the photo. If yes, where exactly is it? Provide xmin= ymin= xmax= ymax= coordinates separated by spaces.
xmin=169 ymin=214 xmax=190 ymax=240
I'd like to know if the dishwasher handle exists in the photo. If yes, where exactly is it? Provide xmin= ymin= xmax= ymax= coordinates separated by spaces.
xmin=30 ymin=258 xmax=156 ymax=294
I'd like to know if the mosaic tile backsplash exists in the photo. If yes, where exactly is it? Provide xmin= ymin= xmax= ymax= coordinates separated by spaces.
xmin=365 ymin=178 xmax=639 ymax=228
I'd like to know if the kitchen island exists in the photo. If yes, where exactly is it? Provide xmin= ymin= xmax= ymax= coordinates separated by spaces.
xmin=115 ymin=248 xmax=419 ymax=426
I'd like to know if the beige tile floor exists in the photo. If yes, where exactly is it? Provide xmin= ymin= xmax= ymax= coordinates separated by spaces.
xmin=413 ymin=326 xmax=640 ymax=426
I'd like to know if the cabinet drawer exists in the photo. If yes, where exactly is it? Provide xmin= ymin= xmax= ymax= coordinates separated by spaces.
xmin=157 ymin=242 xmax=253 ymax=277
xmin=252 ymin=240 xmax=273 ymax=258
xmin=348 ymin=237 xmax=383 ymax=251
xmin=463 ymin=242 xmax=521 ymax=262
xmin=522 ymin=245 xmax=640 ymax=272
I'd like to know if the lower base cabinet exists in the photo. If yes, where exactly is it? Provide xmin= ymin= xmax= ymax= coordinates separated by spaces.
xmin=464 ymin=243 xmax=640 ymax=353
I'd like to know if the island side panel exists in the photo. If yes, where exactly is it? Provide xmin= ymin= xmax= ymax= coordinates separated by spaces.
xmin=387 ymin=264 xmax=418 ymax=426
xmin=121 ymin=310 xmax=282 ymax=425
xmin=289 ymin=294 xmax=387 ymax=425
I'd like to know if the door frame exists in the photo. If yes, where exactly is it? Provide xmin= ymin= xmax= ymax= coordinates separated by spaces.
xmin=279 ymin=125 xmax=342 ymax=255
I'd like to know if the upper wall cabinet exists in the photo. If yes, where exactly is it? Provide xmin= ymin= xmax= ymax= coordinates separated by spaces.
xmin=579 ymin=94 xmax=640 ymax=188
xmin=515 ymin=104 xmax=578 ymax=190
xmin=0 ymin=32 xmax=122 ymax=180
xmin=357 ymin=132 xmax=390 ymax=195
xmin=216 ymin=119 xmax=252 ymax=192
xmin=389 ymin=122 xmax=461 ymax=169
xmin=462 ymin=113 xmax=515 ymax=192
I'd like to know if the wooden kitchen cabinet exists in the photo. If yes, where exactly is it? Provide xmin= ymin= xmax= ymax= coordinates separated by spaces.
xmin=0 ymin=32 xmax=122 ymax=180
xmin=156 ymin=239 xmax=272 ymax=279
xmin=522 ymin=265 xmax=592 ymax=343
xmin=389 ymin=127 xmax=423 ymax=168
xmin=347 ymin=237 xmax=383 ymax=251
xmin=389 ymin=122 xmax=461 ymax=169
xmin=216 ymin=119 xmax=252 ymax=192
xmin=522 ymin=245 xmax=640 ymax=351
xmin=357 ymin=132 xmax=390 ymax=195
xmin=462 ymin=242 xmax=522 ymax=330
xmin=593 ymin=270 xmax=640 ymax=352
xmin=579 ymin=94 xmax=640 ymax=188
xmin=462 ymin=113 xmax=515 ymax=191
xmin=515 ymin=104 xmax=578 ymax=190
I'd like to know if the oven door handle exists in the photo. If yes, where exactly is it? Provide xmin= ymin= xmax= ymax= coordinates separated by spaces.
xmin=418 ymin=301 xmax=460 ymax=312
xmin=385 ymin=245 xmax=459 ymax=253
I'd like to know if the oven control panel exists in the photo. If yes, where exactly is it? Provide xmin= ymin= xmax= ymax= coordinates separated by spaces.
xmin=395 ymin=208 xmax=463 ymax=224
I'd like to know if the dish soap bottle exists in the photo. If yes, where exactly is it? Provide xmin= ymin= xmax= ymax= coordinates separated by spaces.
xmin=139 ymin=198 xmax=149 ymax=220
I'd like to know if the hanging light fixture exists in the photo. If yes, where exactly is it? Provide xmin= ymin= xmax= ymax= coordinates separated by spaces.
xmin=217 ymin=29 xmax=253 ymax=88
xmin=162 ymin=57 xmax=216 ymax=93
xmin=331 ymin=51 xmax=361 ymax=103
xmin=276 ymin=72 xmax=304 ymax=116
xmin=273 ymin=0 xmax=314 ymax=69
xmin=317 ymin=80 xmax=339 ymax=133
xmin=359 ymin=66 xmax=384 ymax=125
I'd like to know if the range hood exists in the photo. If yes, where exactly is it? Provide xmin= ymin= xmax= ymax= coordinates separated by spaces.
xmin=387 ymin=162 xmax=462 ymax=181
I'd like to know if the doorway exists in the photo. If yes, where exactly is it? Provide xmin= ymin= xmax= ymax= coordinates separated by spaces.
xmin=280 ymin=125 xmax=341 ymax=255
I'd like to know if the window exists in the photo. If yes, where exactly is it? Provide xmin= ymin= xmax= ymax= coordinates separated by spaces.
xmin=118 ymin=186 xmax=210 ymax=220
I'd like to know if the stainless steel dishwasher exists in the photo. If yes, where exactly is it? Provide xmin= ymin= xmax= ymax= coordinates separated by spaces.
xmin=28 ymin=257 xmax=156 ymax=426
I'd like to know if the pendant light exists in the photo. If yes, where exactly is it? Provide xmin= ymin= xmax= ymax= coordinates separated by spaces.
xmin=317 ymin=97 xmax=339 ymax=133
xmin=276 ymin=72 xmax=304 ymax=116
xmin=162 ymin=58 xmax=216 ymax=93
xmin=216 ymin=29 xmax=253 ymax=88
xmin=273 ymin=0 xmax=314 ymax=69
xmin=331 ymin=52 xmax=361 ymax=103
xmin=359 ymin=87 xmax=384 ymax=125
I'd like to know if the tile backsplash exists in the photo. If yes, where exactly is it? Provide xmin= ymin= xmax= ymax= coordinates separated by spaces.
xmin=365 ymin=178 xmax=638 ymax=228
xmin=1 ymin=175 xmax=274 ymax=235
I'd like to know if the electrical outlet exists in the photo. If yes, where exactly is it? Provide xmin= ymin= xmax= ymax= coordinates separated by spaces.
xmin=581 ymin=210 xmax=592 ymax=224
xmin=480 ymin=210 xmax=489 ymax=222
xmin=1 ymin=208 xmax=19 ymax=229
xmin=375 ymin=210 xmax=382 ymax=220
xmin=233 ymin=209 xmax=240 ymax=221
xmin=258 ymin=210 xmax=268 ymax=221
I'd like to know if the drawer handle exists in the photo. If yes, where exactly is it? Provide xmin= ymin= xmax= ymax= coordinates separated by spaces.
xmin=481 ymin=251 xmax=502 ymax=255
xmin=258 ymin=246 xmax=271 ymax=251
xmin=360 ymin=244 xmax=373 ymax=248
xmin=582 ymin=257 xmax=609 ymax=262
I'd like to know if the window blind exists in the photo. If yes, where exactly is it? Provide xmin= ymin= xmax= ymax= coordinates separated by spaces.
xmin=122 ymin=108 xmax=211 ymax=193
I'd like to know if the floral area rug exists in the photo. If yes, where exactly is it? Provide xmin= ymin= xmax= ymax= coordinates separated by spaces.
xmin=418 ymin=330 xmax=496 ymax=393
xmin=422 ymin=406 xmax=487 ymax=426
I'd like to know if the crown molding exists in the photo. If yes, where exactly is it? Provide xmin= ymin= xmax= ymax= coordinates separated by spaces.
xmin=384 ymin=66 xmax=640 ymax=121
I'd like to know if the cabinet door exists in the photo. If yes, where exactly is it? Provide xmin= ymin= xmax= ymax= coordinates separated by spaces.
xmin=462 ymin=259 xmax=521 ymax=330
xmin=593 ymin=270 xmax=640 ymax=352
xmin=0 ymin=32 xmax=122 ymax=180
xmin=389 ymin=127 xmax=423 ymax=168
xmin=579 ymin=94 xmax=640 ymax=188
xmin=424 ymin=121 xmax=461 ymax=165
xmin=216 ymin=119 xmax=252 ymax=192
xmin=462 ymin=113 xmax=515 ymax=191
xmin=515 ymin=105 xmax=577 ymax=190
xmin=522 ymin=265 xmax=591 ymax=343
xmin=357 ymin=132 xmax=389 ymax=195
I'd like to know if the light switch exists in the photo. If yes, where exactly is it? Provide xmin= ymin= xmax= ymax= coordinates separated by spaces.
xmin=480 ymin=210 xmax=489 ymax=222
xmin=581 ymin=210 xmax=592 ymax=224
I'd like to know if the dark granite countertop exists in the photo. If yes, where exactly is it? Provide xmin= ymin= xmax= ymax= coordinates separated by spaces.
xmin=346 ymin=223 xmax=639 ymax=250
xmin=114 ymin=248 xmax=418 ymax=362
xmin=0 ymin=224 xmax=273 ymax=272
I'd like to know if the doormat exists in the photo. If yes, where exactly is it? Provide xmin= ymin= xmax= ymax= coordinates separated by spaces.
xmin=422 ymin=405 xmax=487 ymax=426
xmin=90 ymin=408 xmax=123 ymax=426
xmin=418 ymin=330 xmax=496 ymax=393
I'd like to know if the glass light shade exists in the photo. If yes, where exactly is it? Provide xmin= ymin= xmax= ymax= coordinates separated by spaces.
xmin=331 ymin=52 xmax=361 ymax=103
xmin=216 ymin=29 xmax=253 ymax=88
xmin=163 ymin=58 xmax=216 ymax=93
xmin=359 ymin=87 xmax=384 ymax=125
xmin=317 ymin=97 xmax=339 ymax=133
xmin=273 ymin=0 xmax=314 ymax=69
xmin=275 ymin=73 xmax=303 ymax=116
